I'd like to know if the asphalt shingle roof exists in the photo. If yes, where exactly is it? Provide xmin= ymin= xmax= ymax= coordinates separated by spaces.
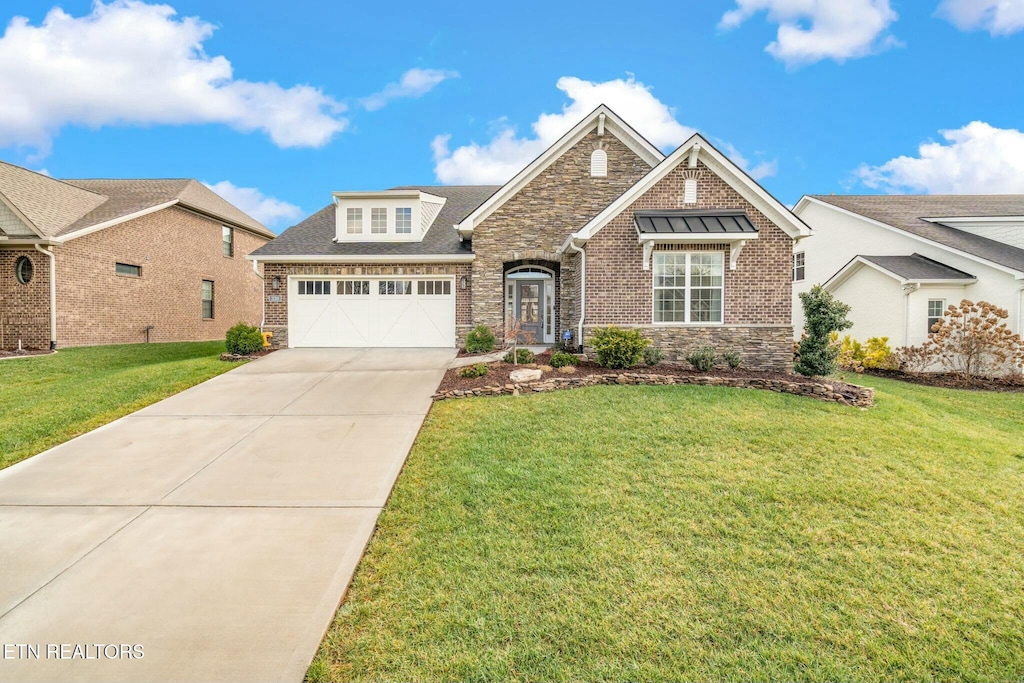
xmin=811 ymin=194 xmax=1024 ymax=274
xmin=858 ymin=254 xmax=976 ymax=281
xmin=251 ymin=185 xmax=500 ymax=258
xmin=0 ymin=160 xmax=271 ymax=239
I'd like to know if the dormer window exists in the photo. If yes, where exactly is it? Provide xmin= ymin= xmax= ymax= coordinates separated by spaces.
xmin=590 ymin=149 xmax=607 ymax=177
xmin=371 ymin=208 xmax=387 ymax=234
xmin=346 ymin=208 xmax=363 ymax=234
xmin=396 ymin=207 xmax=412 ymax=234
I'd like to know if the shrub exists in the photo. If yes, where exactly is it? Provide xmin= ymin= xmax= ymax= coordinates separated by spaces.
xmin=503 ymin=348 xmax=535 ymax=365
xmin=837 ymin=335 xmax=897 ymax=373
xmin=643 ymin=346 xmax=665 ymax=367
xmin=465 ymin=325 xmax=496 ymax=353
xmin=899 ymin=300 xmax=1024 ymax=380
xmin=549 ymin=351 xmax=579 ymax=368
xmin=591 ymin=326 xmax=650 ymax=368
xmin=685 ymin=346 xmax=717 ymax=372
xmin=795 ymin=285 xmax=852 ymax=377
xmin=722 ymin=351 xmax=742 ymax=369
xmin=225 ymin=322 xmax=264 ymax=355
xmin=459 ymin=363 xmax=489 ymax=378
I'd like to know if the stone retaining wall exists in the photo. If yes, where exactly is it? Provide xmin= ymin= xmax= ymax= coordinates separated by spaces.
xmin=434 ymin=372 xmax=874 ymax=407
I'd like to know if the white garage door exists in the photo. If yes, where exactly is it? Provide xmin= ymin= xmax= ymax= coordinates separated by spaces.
xmin=288 ymin=277 xmax=455 ymax=348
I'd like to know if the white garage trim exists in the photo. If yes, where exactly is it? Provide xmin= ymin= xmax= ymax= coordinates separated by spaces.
xmin=287 ymin=275 xmax=456 ymax=348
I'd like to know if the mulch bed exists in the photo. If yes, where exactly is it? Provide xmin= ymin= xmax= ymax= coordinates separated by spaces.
xmin=439 ymin=351 xmax=860 ymax=397
xmin=0 ymin=349 xmax=53 ymax=359
xmin=220 ymin=348 xmax=277 ymax=362
xmin=856 ymin=368 xmax=1024 ymax=393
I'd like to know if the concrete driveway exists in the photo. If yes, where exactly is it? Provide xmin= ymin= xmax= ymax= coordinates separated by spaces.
xmin=0 ymin=348 xmax=453 ymax=683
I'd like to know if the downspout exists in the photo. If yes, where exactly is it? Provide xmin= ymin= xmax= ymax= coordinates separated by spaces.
xmin=1018 ymin=284 xmax=1024 ymax=337
xmin=33 ymin=244 xmax=56 ymax=350
xmin=251 ymin=259 xmax=265 ymax=330
xmin=902 ymin=283 xmax=920 ymax=347
xmin=568 ymin=238 xmax=586 ymax=352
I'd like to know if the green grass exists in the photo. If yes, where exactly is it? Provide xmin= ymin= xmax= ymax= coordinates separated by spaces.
xmin=0 ymin=341 xmax=234 ymax=469
xmin=312 ymin=376 xmax=1024 ymax=682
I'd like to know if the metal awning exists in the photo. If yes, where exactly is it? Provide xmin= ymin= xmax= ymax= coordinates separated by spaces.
xmin=634 ymin=210 xmax=759 ymax=271
xmin=634 ymin=210 xmax=758 ymax=235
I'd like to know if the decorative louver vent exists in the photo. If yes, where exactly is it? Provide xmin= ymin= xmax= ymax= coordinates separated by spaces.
xmin=590 ymin=149 xmax=607 ymax=178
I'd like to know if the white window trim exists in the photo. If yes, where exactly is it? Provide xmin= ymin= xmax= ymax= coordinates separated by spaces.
xmin=793 ymin=251 xmax=806 ymax=282
xmin=346 ymin=208 xmax=363 ymax=234
xmin=370 ymin=208 xmax=388 ymax=234
xmin=395 ymin=207 xmax=413 ymax=234
xmin=651 ymin=251 xmax=725 ymax=326
xmin=927 ymin=298 xmax=946 ymax=334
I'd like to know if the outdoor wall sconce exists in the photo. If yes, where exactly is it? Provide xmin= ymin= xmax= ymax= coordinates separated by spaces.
xmin=459 ymin=275 xmax=468 ymax=290
xmin=271 ymin=276 xmax=281 ymax=290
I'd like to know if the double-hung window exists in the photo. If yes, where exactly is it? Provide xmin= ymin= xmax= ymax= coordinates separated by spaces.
xmin=222 ymin=226 xmax=234 ymax=257
xmin=653 ymin=252 xmax=724 ymax=324
xmin=793 ymin=252 xmax=805 ymax=281
xmin=201 ymin=280 xmax=215 ymax=320
xmin=395 ymin=207 xmax=412 ymax=234
xmin=927 ymin=299 xmax=945 ymax=334
xmin=370 ymin=208 xmax=387 ymax=234
xmin=346 ymin=208 xmax=363 ymax=234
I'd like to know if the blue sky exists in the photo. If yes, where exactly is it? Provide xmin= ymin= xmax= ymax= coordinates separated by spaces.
xmin=1 ymin=0 xmax=1023 ymax=230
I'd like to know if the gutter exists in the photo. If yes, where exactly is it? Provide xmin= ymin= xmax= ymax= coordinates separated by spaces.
xmin=568 ymin=238 xmax=586 ymax=352
xmin=251 ymin=259 xmax=265 ymax=330
xmin=33 ymin=244 xmax=56 ymax=350
xmin=902 ymin=283 xmax=920 ymax=347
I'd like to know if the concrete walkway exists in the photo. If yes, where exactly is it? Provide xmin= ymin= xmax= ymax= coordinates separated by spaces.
xmin=0 ymin=348 xmax=453 ymax=683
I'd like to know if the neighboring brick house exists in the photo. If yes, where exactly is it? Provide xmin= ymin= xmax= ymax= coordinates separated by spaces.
xmin=250 ymin=105 xmax=810 ymax=370
xmin=0 ymin=161 xmax=274 ymax=350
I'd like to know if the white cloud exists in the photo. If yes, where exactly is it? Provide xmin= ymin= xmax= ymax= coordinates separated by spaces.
xmin=719 ymin=0 xmax=900 ymax=66
xmin=432 ymin=76 xmax=776 ymax=185
xmin=937 ymin=0 xmax=1024 ymax=35
xmin=432 ymin=76 xmax=695 ymax=185
xmin=204 ymin=180 xmax=303 ymax=229
xmin=855 ymin=121 xmax=1024 ymax=193
xmin=361 ymin=68 xmax=458 ymax=112
xmin=0 ymin=1 xmax=347 ymax=153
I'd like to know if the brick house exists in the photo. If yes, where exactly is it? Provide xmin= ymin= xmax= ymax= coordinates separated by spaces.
xmin=0 ymin=161 xmax=274 ymax=350
xmin=250 ymin=106 xmax=810 ymax=370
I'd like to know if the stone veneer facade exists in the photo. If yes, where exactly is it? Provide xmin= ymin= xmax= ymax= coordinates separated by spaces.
xmin=470 ymin=130 xmax=652 ymax=343
xmin=1 ymin=206 xmax=268 ymax=349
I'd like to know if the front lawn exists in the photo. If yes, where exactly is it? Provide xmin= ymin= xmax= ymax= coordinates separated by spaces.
xmin=0 ymin=341 xmax=233 ymax=470
xmin=311 ymin=376 xmax=1024 ymax=682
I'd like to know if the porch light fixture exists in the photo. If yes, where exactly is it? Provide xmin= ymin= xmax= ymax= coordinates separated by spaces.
xmin=271 ymin=276 xmax=281 ymax=290
xmin=459 ymin=275 xmax=467 ymax=290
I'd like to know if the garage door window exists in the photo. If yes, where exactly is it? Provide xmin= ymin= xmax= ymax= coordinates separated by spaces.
xmin=298 ymin=280 xmax=332 ymax=295
xmin=418 ymin=280 xmax=451 ymax=295
xmin=379 ymin=280 xmax=412 ymax=295
xmin=338 ymin=280 xmax=370 ymax=295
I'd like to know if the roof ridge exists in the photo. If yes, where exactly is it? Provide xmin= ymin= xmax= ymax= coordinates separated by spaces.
xmin=0 ymin=159 xmax=109 ymax=201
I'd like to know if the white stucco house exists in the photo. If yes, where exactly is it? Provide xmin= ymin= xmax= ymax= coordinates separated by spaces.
xmin=792 ymin=195 xmax=1024 ymax=348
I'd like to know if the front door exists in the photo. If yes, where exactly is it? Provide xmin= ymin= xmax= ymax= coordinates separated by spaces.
xmin=515 ymin=280 xmax=544 ymax=343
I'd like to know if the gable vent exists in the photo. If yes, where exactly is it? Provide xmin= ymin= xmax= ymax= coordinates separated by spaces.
xmin=683 ymin=178 xmax=698 ymax=204
xmin=590 ymin=149 xmax=608 ymax=178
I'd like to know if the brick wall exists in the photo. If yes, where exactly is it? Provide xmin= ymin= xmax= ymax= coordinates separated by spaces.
xmin=262 ymin=261 xmax=472 ymax=348
xmin=0 ymin=248 xmax=51 ymax=350
xmin=583 ymin=161 xmax=795 ymax=370
xmin=471 ymin=130 xmax=651 ymax=340
xmin=53 ymin=206 xmax=268 ymax=347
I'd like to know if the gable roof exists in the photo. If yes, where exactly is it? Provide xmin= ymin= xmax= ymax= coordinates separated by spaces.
xmin=571 ymin=134 xmax=811 ymax=245
xmin=0 ymin=161 xmax=106 ymax=237
xmin=0 ymin=160 xmax=272 ymax=241
xmin=826 ymin=253 xmax=978 ymax=289
xmin=454 ymin=105 xmax=664 ymax=238
xmin=799 ymin=194 xmax=1024 ymax=276
xmin=249 ymin=185 xmax=498 ymax=260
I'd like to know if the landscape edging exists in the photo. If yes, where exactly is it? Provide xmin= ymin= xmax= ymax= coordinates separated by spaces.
xmin=433 ymin=372 xmax=875 ymax=407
